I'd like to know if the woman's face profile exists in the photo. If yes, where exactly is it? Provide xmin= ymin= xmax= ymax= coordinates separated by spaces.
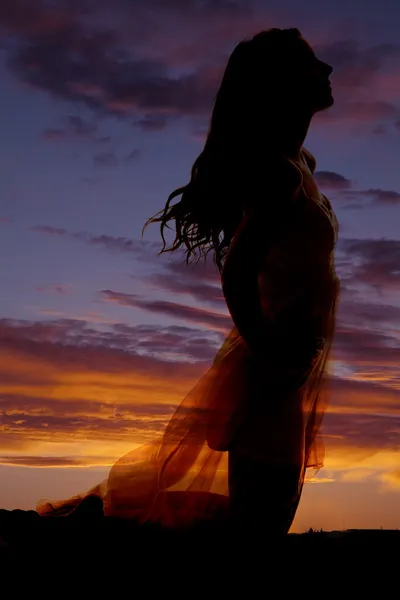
xmin=293 ymin=36 xmax=334 ymax=113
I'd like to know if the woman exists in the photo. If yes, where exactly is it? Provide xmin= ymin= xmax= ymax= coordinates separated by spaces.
xmin=38 ymin=28 xmax=340 ymax=536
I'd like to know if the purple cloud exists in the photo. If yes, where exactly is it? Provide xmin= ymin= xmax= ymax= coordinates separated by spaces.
xmin=101 ymin=289 xmax=231 ymax=331
xmin=314 ymin=171 xmax=352 ymax=190
xmin=36 ymin=284 xmax=69 ymax=295
xmin=340 ymin=238 xmax=400 ymax=291
xmin=30 ymin=225 xmax=68 ymax=235
xmin=67 ymin=114 xmax=97 ymax=136
xmin=316 ymin=38 xmax=400 ymax=90
xmin=97 ymin=135 xmax=112 ymax=143
xmin=30 ymin=225 xmax=159 ymax=255
xmin=41 ymin=128 xmax=65 ymax=140
xmin=3 ymin=0 xmax=398 ymax=130
xmin=149 ymin=273 xmax=224 ymax=307
xmin=135 ymin=114 xmax=169 ymax=131
xmin=94 ymin=151 xmax=118 ymax=167
xmin=125 ymin=148 xmax=141 ymax=162
xmin=363 ymin=189 xmax=400 ymax=205
xmin=327 ymin=187 xmax=400 ymax=208
xmin=41 ymin=114 xmax=98 ymax=141
xmin=0 ymin=317 xmax=222 ymax=363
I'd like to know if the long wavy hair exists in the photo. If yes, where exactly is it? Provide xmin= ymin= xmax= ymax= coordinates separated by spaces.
xmin=144 ymin=28 xmax=303 ymax=271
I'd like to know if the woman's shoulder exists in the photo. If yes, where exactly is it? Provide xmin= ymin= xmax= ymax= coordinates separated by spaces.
xmin=300 ymin=147 xmax=316 ymax=173
xmin=259 ymin=152 xmax=304 ymax=194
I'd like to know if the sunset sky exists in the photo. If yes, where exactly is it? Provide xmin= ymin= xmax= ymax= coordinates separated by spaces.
xmin=1 ymin=0 xmax=400 ymax=532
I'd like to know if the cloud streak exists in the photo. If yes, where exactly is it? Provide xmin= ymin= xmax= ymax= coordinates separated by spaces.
xmin=314 ymin=170 xmax=352 ymax=190
xmin=41 ymin=114 xmax=98 ymax=141
xmin=340 ymin=238 xmax=400 ymax=291
xmin=2 ymin=0 xmax=399 ymax=130
xmin=101 ymin=289 xmax=231 ymax=331
xmin=36 ymin=284 xmax=70 ymax=295
xmin=30 ymin=224 xmax=159 ymax=255
xmin=1 ymin=315 xmax=400 ymax=472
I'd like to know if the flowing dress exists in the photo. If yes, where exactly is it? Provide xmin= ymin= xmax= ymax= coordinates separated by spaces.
xmin=37 ymin=150 xmax=340 ymax=528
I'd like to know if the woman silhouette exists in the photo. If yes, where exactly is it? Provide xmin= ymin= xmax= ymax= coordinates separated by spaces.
xmin=37 ymin=28 xmax=340 ymax=536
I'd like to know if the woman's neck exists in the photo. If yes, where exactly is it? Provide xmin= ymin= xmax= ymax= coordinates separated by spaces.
xmin=271 ymin=111 xmax=313 ymax=160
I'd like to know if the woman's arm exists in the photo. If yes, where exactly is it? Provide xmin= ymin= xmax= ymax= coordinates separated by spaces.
xmin=221 ymin=214 xmax=268 ymax=354
xmin=221 ymin=157 xmax=303 ymax=355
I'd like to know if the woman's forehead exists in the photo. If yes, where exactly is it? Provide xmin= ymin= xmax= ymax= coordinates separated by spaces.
xmin=296 ymin=37 xmax=314 ymax=55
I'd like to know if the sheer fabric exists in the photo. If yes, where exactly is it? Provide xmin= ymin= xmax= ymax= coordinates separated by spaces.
xmin=37 ymin=151 xmax=339 ymax=529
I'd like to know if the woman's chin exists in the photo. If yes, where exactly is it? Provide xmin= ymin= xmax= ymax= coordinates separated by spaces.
xmin=314 ymin=93 xmax=334 ymax=113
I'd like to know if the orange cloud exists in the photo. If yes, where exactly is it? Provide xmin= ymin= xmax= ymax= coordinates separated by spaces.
xmin=1 ymin=315 xmax=400 ymax=488
xmin=380 ymin=469 xmax=400 ymax=490
xmin=0 ymin=319 xmax=208 ymax=466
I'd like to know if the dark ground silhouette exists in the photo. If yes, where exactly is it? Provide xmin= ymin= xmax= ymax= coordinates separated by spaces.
xmin=1 ymin=504 xmax=398 ymax=582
